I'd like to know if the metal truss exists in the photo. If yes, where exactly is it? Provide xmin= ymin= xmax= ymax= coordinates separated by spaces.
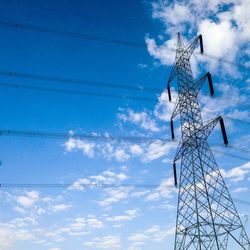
xmin=167 ymin=33 xmax=250 ymax=250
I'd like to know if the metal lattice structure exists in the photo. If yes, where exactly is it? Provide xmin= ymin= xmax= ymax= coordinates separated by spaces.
xmin=167 ymin=33 xmax=250 ymax=250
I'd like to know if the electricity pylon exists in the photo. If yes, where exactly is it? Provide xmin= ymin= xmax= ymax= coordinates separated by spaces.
xmin=167 ymin=33 xmax=250 ymax=250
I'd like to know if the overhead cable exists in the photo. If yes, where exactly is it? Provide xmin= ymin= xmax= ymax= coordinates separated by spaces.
xmin=0 ymin=129 xmax=174 ymax=143
xmin=0 ymin=70 xmax=162 ymax=93
xmin=0 ymin=82 xmax=157 ymax=102
xmin=0 ymin=20 xmax=249 ymax=69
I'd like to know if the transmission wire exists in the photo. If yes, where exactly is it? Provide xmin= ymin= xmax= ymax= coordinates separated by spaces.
xmin=0 ymin=20 xmax=249 ymax=70
xmin=0 ymin=82 xmax=157 ymax=102
xmin=0 ymin=70 xmax=162 ymax=93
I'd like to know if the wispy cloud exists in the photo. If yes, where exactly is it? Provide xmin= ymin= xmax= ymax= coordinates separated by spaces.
xmin=147 ymin=0 xmax=250 ymax=76
xmin=221 ymin=161 xmax=250 ymax=182
xmin=118 ymin=108 xmax=160 ymax=132
xmin=128 ymin=224 xmax=175 ymax=250
xmin=64 ymin=138 xmax=95 ymax=157
xmin=84 ymin=235 xmax=121 ymax=249
xmin=105 ymin=209 xmax=138 ymax=223
xmin=69 ymin=170 xmax=128 ymax=191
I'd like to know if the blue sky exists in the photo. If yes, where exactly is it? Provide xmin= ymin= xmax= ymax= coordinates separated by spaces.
xmin=0 ymin=0 xmax=249 ymax=249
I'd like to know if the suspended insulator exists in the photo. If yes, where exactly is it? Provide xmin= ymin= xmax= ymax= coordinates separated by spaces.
xmin=207 ymin=72 xmax=214 ymax=96
xmin=170 ymin=119 xmax=175 ymax=140
xmin=219 ymin=117 xmax=228 ymax=145
xmin=173 ymin=162 xmax=177 ymax=187
xmin=167 ymin=83 xmax=172 ymax=102
xmin=199 ymin=34 xmax=204 ymax=54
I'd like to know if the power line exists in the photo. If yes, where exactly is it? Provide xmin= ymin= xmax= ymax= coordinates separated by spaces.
xmin=204 ymin=110 xmax=250 ymax=126
xmin=0 ymin=182 xmax=249 ymax=207
xmin=1 ymin=83 xmax=249 ymax=128
xmin=0 ymin=20 xmax=249 ymax=70
xmin=0 ymin=0 xmax=152 ymax=32
xmin=0 ymin=0 xmax=149 ymax=24
xmin=216 ymin=115 xmax=250 ymax=126
xmin=1 ymin=82 xmax=249 ymax=127
xmin=233 ymin=198 xmax=250 ymax=206
xmin=0 ymin=82 xmax=157 ymax=102
xmin=0 ymin=70 xmax=162 ymax=93
xmin=2 ymin=71 xmax=249 ymax=125
xmin=0 ymin=128 xmax=249 ymax=154
xmin=0 ymin=129 xmax=174 ymax=143
xmin=0 ymin=183 xmax=172 ymax=189
xmin=205 ymin=143 xmax=250 ymax=157
xmin=212 ymin=148 xmax=250 ymax=162
xmin=0 ymin=20 xmax=146 ymax=48
xmin=168 ymin=101 xmax=250 ymax=126
xmin=0 ymin=128 xmax=249 ymax=161
xmin=202 ymin=52 xmax=249 ymax=70
xmin=227 ymin=145 xmax=250 ymax=154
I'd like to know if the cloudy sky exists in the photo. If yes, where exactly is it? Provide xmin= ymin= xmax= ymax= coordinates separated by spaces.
xmin=0 ymin=0 xmax=249 ymax=249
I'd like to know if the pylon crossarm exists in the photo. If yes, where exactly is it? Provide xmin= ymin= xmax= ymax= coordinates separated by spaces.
xmin=200 ymin=116 xmax=222 ymax=139
xmin=183 ymin=35 xmax=202 ymax=58
xmin=193 ymin=72 xmax=214 ymax=96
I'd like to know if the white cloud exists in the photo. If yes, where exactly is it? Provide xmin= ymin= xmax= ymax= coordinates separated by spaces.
xmin=154 ymin=91 xmax=176 ymax=121
xmin=233 ymin=0 xmax=250 ymax=40
xmin=128 ymin=225 xmax=175 ymax=250
xmin=130 ymin=190 xmax=151 ymax=198
xmin=68 ymin=170 xmax=130 ymax=207
xmin=98 ymin=188 xmax=131 ymax=207
xmin=114 ymin=149 xmax=130 ymax=162
xmin=68 ymin=178 xmax=90 ymax=191
xmin=16 ymin=191 xmax=40 ymax=208
xmin=52 ymin=204 xmax=72 ymax=213
xmin=16 ymin=196 xmax=35 ymax=208
xmin=145 ymin=178 xmax=175 ymax=201
xmin=39 ymin=215 xmax=103 ymax=242
xmin=120 ymin=165 xmax=129 ymax=171
xmin=69 ymin=170 xmax=128 ymax=191
xmin=70 ymin=217 xmax=86 ymax=231
xmin=198 ymin=19 xmax=238 ymax=72
xmin=118 ymin=109 xmax=160 ymax=132
xmin=143 ymin=140 xmax=175 ymax=162
xmin=148 ymin=0 xmax=250 ymax=76
xmin=98 ymin=142 xmax=131 ymax=163
xmin=232 ymin=187 xmax=248 ymax=193
xmin=64 ymin=138 xmax=95 ymax=157
xmin=0 ymin=217 xmax=37 ymax=248
xmin=12 ymin=191 xmax=72 ymax=217
xmin=86 ymin=217 xmax=104 ymax=228
xmin=90 ymin=171 xmax=128 ymax=185
xmin=152 ymin=1 xmax=195 ymax=34
xmin=153 ymin=2 xmax=193 ymax=26
xmin=200 ymin=83 xmax=249 ymax=121
xmin=129 ymin=233 xmax=149 ymax=242
xmin=130 ymin=144 xmax=143 ymax=156
xmin=146 ymin=36 xmax=176 ymax=66
xmin=105 ymin=209 xmax=138 ymax=223
xmin=221 ymin=161 xmax=250 ymax=182
xmin=84 ymin=235 xmax=121 ymax=249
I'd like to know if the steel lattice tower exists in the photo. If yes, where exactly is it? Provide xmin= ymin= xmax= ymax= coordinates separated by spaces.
xmin=167 ymin=33 xmax=250 ymax=250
